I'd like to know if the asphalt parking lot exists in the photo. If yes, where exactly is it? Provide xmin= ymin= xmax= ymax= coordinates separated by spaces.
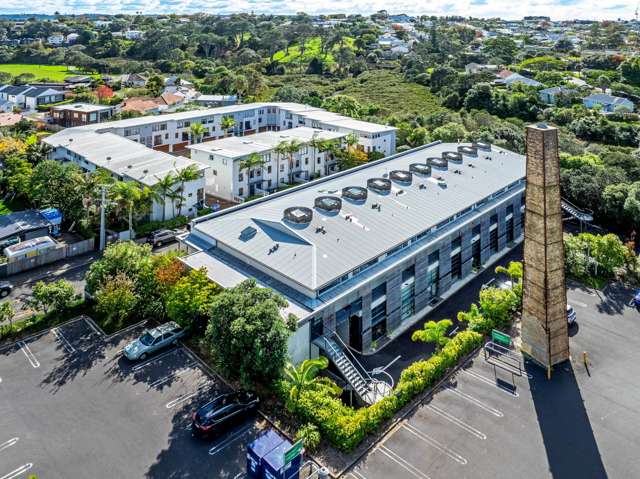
xmin=0 ymin=317 xmax=267 ymax=479
xmin=345 ymin=282 xmax=640 ymax=479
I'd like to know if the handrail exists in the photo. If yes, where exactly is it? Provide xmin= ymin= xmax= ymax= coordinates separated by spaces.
xmin=561 ymin=197 xmax=593 ymax=216
xmin=330 ymin=332 xmax=373 ymax=382
xmin=323 ymin=335 xmax=371 ymax=395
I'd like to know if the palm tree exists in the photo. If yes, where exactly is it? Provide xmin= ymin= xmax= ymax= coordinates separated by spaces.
xmin=284 ymin=356 xmax=341 ymax=403
xmin=307 ymin=131 xmax=323 ymax=179
xmin=189 ymin=122 xmax=206 ymax=144
xmin=457 ymin=304 xmax=484 ymax=328
xmin=220 ymin=116 xmax=235 ymax=137
xmin=274 ymin=140 xmax=289 ymax=189
xmin=344 ymin=132 xmax=359 ymax=153
xmin=495 ymin=261 xmax=523 ymax=289
xmin=112 ymin=181 xmax=143 ymax=239
xmin=174 ymin=164 xmax=201 ymax=216
xmin=153 ymin=173 xmax=178 ymax=222
xmin=411 ymin=319 xmax=453 ymax=352
xmin=285 ymin=139 xmax=303 ymax=184
xmin=239 ymin=152 xmax=267 ymax=195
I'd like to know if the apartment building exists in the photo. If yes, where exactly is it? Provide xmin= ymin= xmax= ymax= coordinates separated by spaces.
xmin=50 ymin=103 xmax=116 ymax=127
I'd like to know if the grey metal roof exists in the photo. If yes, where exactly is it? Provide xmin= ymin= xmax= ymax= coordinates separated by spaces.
xmin=0 ymin=210 xmax=51 ymax=240
xmin=584 ymin=93 xmax=633 ymax=106
xmin=24 ymin=86 xmax=63 ymax=98
xmin=192 ymin=142 xmax=526 ymax=292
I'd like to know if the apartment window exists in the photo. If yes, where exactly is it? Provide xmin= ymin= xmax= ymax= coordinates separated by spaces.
xmin=238 ymin=173 xmax=244 ymax=182
xmin=295 ymin=160 xmax=300 ymax=168
xmin=490 ymin=214 xmax=499 ymax=253
xmin=305 ymin=158 xmax=309 ymax=165
xmin=472 ymin=224 xmax=482 ymax=269
xmin=267 ymin=166 xmax=272 ymax=174
xmin=371 ymin=283 xmax=387 ymax=341
xmin=279 ymin=164 xmax=284 ymax=172
xmin=400 ymin=266 xmax=416 ymax=322
xmin=239 ymin=187 xmax=244 ymax=196
xmin=212 ymin=170 xmax=217 ymax=176
xmin=317 ymin=157 xmax=321 ymax=164
xmin=311 ymin=316 xmax=324 ymax=340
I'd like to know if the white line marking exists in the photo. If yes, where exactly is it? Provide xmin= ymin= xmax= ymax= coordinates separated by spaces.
xmin=462 ymin=370 xmax=519 ymax=397
xmin=0 ymin=463 xmax=32 ymax=479
xmin=147 ymin=364 xmax=196 ymax=389
xmin=426 ymin=405 xmax=486 ymax=440
xmin=0 ymin=438 xmax=18 ymax=453
xmin=52 ymin=328 xmax=76 ymax=354
xmin=83 ymin=317 xmax=104 ymax=336
xmin=379 ymin=445 xmax=431 ymax=479
xmin=208 ymin=424 xmax=254 ymax=456
xmin=449 ymin=326 xmax=459 ymax=337
xmin=403 ymin=423 xmax=468 ymax=465
xmin=165 ymin=379 xmax=211 ymax=409
xmin=233 ymin=473 xmax=244 ymax=479
xmin=349 ymin=471 xmax=368 ymax=479
xmin=131 ymin=348 xmax=180 ymax=372
xmin=444 ymin=386 xmax=503 ymax=417
xmin=18 ymin=342 xmax=39 ymax=368
xmin=570 ymin=300 xmax=588 ymax=308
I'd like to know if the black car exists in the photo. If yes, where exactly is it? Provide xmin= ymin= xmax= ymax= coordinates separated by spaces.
xmin=192 ymin=391 xmax=259 ymax=437
xmin=146 ymin=229 xmax=178 ymax=247
xmin=0 ymin=281 xmax=12 ymax=297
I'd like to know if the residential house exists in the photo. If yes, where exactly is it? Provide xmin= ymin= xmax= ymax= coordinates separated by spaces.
xmin=583 ymin=93 xmax=635 ymax=113
xmin=0 ymin=112 xmax=25 ymax=127
xmin=50 ymin=103 xmax=117 ymax=127
xmin=0 ymin=85 xmax=65 ymax=111
xmin=501 ymin=73 xmax=543 ymax=88
xmin=157 ymin=92 xmax=185 ymax=111
xmin=122 ymin=97 xmax=161 ymax=116
xmin=538 ymin=86 xmax=576 ymax=105
xmin=124 ymin=30 xmax=144 ymax=40
xmin=119 ymin=73 xmax=147 ymax=88
xmin=0 ymin=209 xmax=59 ymax=245
xmin=66 ymin=33 xmax=79 ymax=44
xmin=47 ymin=34 xmax=65 ymax=46
xmin=465 ymin=63 xmax=499 ymax=74
xmin=193 ymin=95 xmax=238 ymax=107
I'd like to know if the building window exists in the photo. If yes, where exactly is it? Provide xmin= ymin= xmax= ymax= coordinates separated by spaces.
xmin=267 ymin=166 xmax=272 ymax=174
xmin=490 ymin=214 xmax=499 ymax=253
xmin=311 ymin=316 xmax=323 ymax=340
xmin=239 ymin=187 xmax=244 ymax=196
xmin=451 ymin=251 xmax=462 ymax=281
xmin=238 ymin=173 xmax=244 ymax=182
xmin=371 ymin=283 xmax=387 ymax=341
xmin=400 ymin=266 xmax=415 ymax=322
xmin=472 ymin=224 xmax=481 ymax=269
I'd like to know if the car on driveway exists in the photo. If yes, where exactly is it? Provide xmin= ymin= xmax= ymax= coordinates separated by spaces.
xmin=123 ymin=322 xmax=185 ymax=361
xmin=567 ymin=304 xmax=577 ymax=325
xmin=192 ymin=391 xmax=259 ymax=438
xmin=147 ymin=229 xmax=179 ymax=247
xmin=0 ymin=281 xmax=12 ymax=297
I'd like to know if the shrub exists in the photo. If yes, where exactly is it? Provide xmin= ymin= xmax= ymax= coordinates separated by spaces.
xmin=295 ymin=424 xmax=321 ymax=453
xmin=29 ymin=279 xmax=77 ymax=314
xmin=135 ymin=215 xmax=188 ymax=236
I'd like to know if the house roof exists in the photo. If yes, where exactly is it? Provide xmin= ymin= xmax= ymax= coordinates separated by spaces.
xmin=584 ymin=93 xmax=633 ymax=106
xmin=0 ymin=113 xmax=24 ymax=127
xmin=122 ymin=98 xmax=160 ymax=113
xmin=503 ymin=73 xmax=543 ymax=87
xmin=0 ymin=210 xmax=51 ymax=241
xmin=159 ymin=92 xmax=184 ymax=106
xmin=23 ymin=86 xmax=64 ymax=98
xmin=497 ymin=69 xmax=514 ymax=79
xmin=190 ymin=141 xmax=526 ymax=292
xmin=51 ymin=103 xmax=113 ymax=113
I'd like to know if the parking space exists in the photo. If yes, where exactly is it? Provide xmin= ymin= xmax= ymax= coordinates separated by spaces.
xmin=345 ymin=283 xmax=640 ymax=479
xmin=0 ymin=317 xmax=267 ymax=479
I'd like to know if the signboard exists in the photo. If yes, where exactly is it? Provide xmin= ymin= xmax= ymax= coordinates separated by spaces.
xmin=283 ymin=440 xmax=303 ymax=467
xmin=491 ymin=329 xmax=511 ymax=347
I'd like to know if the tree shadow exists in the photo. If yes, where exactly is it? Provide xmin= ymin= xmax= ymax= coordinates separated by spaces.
xmin=525 ymin=360 xmax=608 ymax=479
xmin=595 ymin=282 xmax=631 ymax=316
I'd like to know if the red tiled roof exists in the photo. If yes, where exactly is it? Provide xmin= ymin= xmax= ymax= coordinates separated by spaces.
xmin=0 ymin=113 xmax=24 ymax=127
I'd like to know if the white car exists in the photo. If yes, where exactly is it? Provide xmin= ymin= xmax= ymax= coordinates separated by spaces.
xmin=123 ymin=322 xmax=185 ymax=361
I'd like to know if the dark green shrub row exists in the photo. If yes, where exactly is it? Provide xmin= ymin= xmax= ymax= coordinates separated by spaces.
xmin=135 ymin=215 xmax=188 ymax=236
xmin=286 ymin=330 xmax=483 ymax=451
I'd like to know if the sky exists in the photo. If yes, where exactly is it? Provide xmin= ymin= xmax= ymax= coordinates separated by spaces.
xmin=0 ymin=0 xmax=634 ymax=21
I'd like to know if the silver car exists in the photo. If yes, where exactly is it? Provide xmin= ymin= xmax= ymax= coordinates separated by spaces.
xmin=123 ymin=322 xmax=185 ymax=361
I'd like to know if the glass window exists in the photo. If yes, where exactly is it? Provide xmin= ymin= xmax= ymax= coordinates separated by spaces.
xmin=311 ymin=316 xmax=323 ymax=339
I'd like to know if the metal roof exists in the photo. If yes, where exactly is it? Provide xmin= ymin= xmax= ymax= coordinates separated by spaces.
xmin=0 ymin=210 xmax=51 ymax=240
xmin=191 ymin=142 xmax=526 ymax=292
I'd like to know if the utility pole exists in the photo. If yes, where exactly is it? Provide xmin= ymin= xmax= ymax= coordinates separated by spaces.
xmin=99 ymin=186 xmax=107 ymax=251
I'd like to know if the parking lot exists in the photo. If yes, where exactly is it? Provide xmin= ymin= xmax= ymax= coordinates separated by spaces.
xmin=345 ymin=282 xmax=640 ymax=479
xmin=0 ymin=317 xmax=267 ymax=479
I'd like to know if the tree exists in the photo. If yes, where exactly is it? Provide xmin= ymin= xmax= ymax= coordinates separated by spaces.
xmin=165 ymin=268 xmax=219 ymax=330
xmin=457 ymin=304 xmax=489 ymax=333
xmin=95 ymin=273 xmax=139 ymax=329
xmin=284 ymin=356 xmax=341 ymax=403
xmin=274 ymin=140 xmax=289 ymax=187
xmin=463 ymin=83 xmax=494 ymax=111
xmin=152 ymin=173 xmax=178 ymax=222
xmin=239 ymin=153 xmax=266 ymax=191
xmin=0 ymin=301 xmax=16 ymax=337
xmin=112 ymin=181 xmax=145 ymax=239
xmin=411 ymin=319 xmax=453 ymax=352
xmin=85 ymin=241 xmax=153 ymax=295
xmin=173 ymin=165 xmax=201 ymax=216
xmin=145 ymin=74 xmax=164 ymax=96
xmin=620 ymin=57 xmax=640 ymax=86
xmin=321 ymin=95 xmax=362 ymax=118
xmin=204 ymin=279 xmax=295 ymax=388
xmin=220 ymin=116 xmax=235 ymax=136
xmin=495 ymin=261 xmax=523 ymax=287
xmin=95 ymin=84 xmax=114 ymax=103
xmin=285 ymin=139 xmax=303 ymax=184
xmin=189 ymin=122 xmax=206 ymax=144
xmin=431 ymin=122 xmax=467 ymax=142
xmin=29 ymin=160 xmax=87 ymax=225
xmin=483 ymin=37 xmax=518 ymax=63
xmin=479 ymin=287 xmax=518 ymax=329
xmin=29 ymin=280 xmax=76 ymax=314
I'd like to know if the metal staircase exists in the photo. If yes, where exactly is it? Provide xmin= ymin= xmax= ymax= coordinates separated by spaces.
xmin=316 ymin=334 xmax=392 ymax=405
xmin=561 ymin=198 xmax=593 ymax=223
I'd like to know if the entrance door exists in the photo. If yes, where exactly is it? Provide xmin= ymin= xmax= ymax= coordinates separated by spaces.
xmin=349 ymin=315 xmax=362 ymax=351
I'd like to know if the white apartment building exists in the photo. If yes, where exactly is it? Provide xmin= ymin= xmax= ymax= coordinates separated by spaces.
xmin=188 ymin=127 xmax=346 ymax=201
xmin=43 ymin=128 xmax=207 ymax=222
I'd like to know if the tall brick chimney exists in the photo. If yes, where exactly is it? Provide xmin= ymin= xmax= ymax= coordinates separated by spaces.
xmin=520 ymin=124 xmax=570 ymax=371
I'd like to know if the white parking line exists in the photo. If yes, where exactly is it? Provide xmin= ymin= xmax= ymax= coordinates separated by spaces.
xmin=18 ymin=342 xmax=39 ymax=368
xmin=165 ymin=379 xmax=211 ymax=409
xmin=208 ymin=424 xmax=254 ymax=456
xmin=0 ymin=438 xmax=18 ymax=453
xmin=349 ymin=470 xmax=368 ymax=479
xmin=379 ymin=445 xmax=431 ymax=479
xmin=0 ymin=463 xmax=32 ymax=479
xmin=131 ymin=348 xmax=181 ymax=372
xmin=462 ymin=370 xmax=519 ymax=397
xmin=83 ymin=317 xmax=105 ymax=336
xmin=444 ymin=386 xmax=503 ymax=417
xmin=426 ymin=405 xmax=486 ymax=440
xmin=52 ymin=328 xmax=76 ymax=354
xmin=403 ymin=423 xmax=468 ymax=465
xmin=147 ymin=363 xmax=196 ymax=389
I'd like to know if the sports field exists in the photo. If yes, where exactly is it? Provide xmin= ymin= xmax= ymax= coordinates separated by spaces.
xmin=0 ymin=64 xmax=96 ymax=81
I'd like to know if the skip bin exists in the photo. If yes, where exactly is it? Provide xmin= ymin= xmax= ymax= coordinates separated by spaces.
xmin=262 ymin=439 xmax=302 ymax=479
xmin=246 ymin=429 xmax=285 ymax=478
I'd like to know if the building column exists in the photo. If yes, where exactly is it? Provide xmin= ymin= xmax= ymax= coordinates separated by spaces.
xmin=414 ymin=252 xmax=429 ymax=312
xmin=385 ymin=270 xmax=402 ymax=334
xmin=460 ymin=225 xmax=473 ymax=279
xmin=439 ymin=241 xmax=452 ymax=295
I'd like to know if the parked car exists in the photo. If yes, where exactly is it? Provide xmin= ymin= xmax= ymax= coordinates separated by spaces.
xmin=192 ymin=391 xmax=259 ymax=438
xmin=146 ymin=229 xmax=179 ymax=247
xmin=0 ymin=281 xmax=12 ymax=297
xmin=567 ymin=304 xmax=577 ymax=325
xmin=631 ymin=290 xmax=640 ymax=308
xmin=123 ymin=322 xmax=185 ymax=361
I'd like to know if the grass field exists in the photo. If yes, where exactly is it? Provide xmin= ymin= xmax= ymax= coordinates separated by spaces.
xmin=0 ymin=64 xmax=97 ymax=81
xmin=273 ymin=36 xmax=355 ymax=65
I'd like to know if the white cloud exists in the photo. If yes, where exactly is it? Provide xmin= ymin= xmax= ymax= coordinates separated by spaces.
xmin=0 ymin=0 xmax=633 ymax=20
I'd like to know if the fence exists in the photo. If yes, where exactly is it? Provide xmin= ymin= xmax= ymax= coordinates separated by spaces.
xmin=0 ymin=237 xmax=95 ymax=278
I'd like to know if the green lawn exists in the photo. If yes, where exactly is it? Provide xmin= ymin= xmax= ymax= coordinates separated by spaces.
xmin=273 ymin=36 xmax=355 ymax=65
xmin=0 ymin=63 xmax=98 ymax=81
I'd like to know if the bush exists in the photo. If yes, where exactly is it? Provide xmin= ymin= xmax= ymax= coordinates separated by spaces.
xmin=295 ymin=424 xmax=321 ymax=453
xmin=29 ymin=279 xmax=77 ymax=314
xmin=135 ymin=215 xmax=188 ymax=236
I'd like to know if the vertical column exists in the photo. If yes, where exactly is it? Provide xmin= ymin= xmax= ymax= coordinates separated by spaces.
xmin=521 ymin=124 xmax=569 ymax=369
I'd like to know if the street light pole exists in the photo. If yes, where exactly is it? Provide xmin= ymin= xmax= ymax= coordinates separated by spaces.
xmin=99 ymin=186 xmax=107 ymax=251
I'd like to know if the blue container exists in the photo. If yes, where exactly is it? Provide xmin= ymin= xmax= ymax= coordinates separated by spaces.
xmin=262 ymin=439 xmax=302 ymax=479
xmin=246 ymin=430 xmax=285 ymax=478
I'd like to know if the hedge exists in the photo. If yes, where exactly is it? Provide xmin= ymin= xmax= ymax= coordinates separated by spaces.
xmin=135 ymin=215 xmax=188 ymax=236
xmin=286 ymin=330 xmax=483 ymax=451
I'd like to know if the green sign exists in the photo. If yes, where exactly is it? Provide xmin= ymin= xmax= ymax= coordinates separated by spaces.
xmin=491 ymin=329 xmax=511 ymax=346
xmin=283 ymin=439 xmax=303 ymax=466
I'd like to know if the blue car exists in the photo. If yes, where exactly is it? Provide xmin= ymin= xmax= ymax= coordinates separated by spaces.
xmin=632 ymin=290 xmax=640 ymax=308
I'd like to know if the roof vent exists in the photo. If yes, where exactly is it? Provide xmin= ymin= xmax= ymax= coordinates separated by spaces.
xmin=410 ymin=163 xmax=431 ymax=176
xmin=444 ymin=151 xmax=464 ymax=163
xmin=367 ymin=177 xmax=391 ymax=193
xmin=314 ymin=196 xmax=342 ymax=212
xmin=456 ymin=146 xmax=477 ymax=157
xmin=473 ymin=142 xmax=492 ymax=151
xmin=239 ymin=226 xmax=257 ymax=240
xmin=143 ymin=169 xmax=148 ymax=174
xmin=283 ymin=206 xmax=313 ymax=224
xmin=342 ymin=186 xmax=367 ymax=202
xmin=390 ymin=170 xmax=412 ymax=183
xmin=127 ymin=164 xmax=133 ymax=169
xmin=106 ymin=156 xmax=111 ymax=161
xmin=427 ymin=157 xmax=448 ymax=170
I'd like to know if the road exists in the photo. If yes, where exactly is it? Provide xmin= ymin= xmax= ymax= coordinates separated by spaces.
xmin=1 ymin=242 xmax=180 ymax=320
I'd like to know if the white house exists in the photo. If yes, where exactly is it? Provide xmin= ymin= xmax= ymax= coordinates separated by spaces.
xmin=0 ymin=85 xmax=65 ymax=111
xmin=583 ymin=93 xmax=635 ymax=113
xmin=188 ymin=127 xmax=346 ymax=201
xmin=124 ymin=30 xmax=144 ymax=40
xmin=47 ymin=34 xmax=65 ymax=46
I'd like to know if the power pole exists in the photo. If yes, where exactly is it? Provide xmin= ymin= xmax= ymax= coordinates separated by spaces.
xmin=99 ymin=186 xmax=107 ymax=252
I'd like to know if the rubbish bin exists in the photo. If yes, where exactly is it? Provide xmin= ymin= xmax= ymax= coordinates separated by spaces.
xmin=246 ymin=430 xmax=286 ymax=478
xmin=262 ymin=439 xmax=302 ymax=479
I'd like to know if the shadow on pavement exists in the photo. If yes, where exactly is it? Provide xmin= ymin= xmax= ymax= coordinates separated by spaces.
xmin=595 ymin=283 xmax=631 ymax=317
xmin=526 ymin=360 xmax=608 ymax=479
